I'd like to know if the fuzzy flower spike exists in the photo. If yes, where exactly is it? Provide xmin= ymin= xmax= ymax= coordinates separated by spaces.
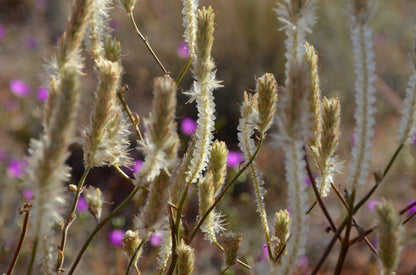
xmin=275 ymin=0 xmax=316 ymax=273
xmin=346 ymin=0 xmax=377 ymax=191
xmin=397 ymin=34 xmax=416 ymax=145
xmin=182 ymin=0 xmax=199 ymax=57
xmin=135 ymin=76 xmax=179 ymax=184
xmin=184 ymin=6 xmax=221 ymax=185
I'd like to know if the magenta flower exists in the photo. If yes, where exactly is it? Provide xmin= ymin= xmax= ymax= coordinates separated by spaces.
xmin=407 ymin=200 xmax=416 ymax=215
xmin=25 ymin=37 xmax=38 ymax=50
xmin=23 ymin=189 xmax=34 ymax=200
xmin=367 ymin=200 xmax=380 ymax=211
xmin=304 ymin=177 xmax=311 ymax=186
xmin=7 ymin=159 xmax=27 ymax=178
xmin=37 ymin=87 xmax=49 ymax=102
xmin=132 ymin=160 xmax=143 ymax=174
xmin=77 ymin=196 xmax=88 ymax=212
xmin=180 ymin=117 xmax=197 ymax=136
xmin=150 ymin=234 xmax=163 ymax=246
xmin=177 ymin=41 xmax=190 ymax=59
xmin=108 ymin=229 xmax=125 ymax=247
xmin=0 ymin=24 xmax=5 ymax=41
xmin=261 ymin=242 xmax=269 ymax=260
xmin=227 ymin=151 xmax=243 ymax=168
xmin=9 ymin=80 xmax=30 ymax=97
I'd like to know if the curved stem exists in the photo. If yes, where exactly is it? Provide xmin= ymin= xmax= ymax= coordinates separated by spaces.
xmin=114 ymin=164 xmax=135 ymax=184
xmin=56 ymin=168 xmax=90 ymax=272
xmin=128 ymin=13 xmax=168 ymax=75
xmin=7 ymin=203 xmax=32 ymax=275
xmin=176 ymin=57 xmax=192 ymax=87
xmin=117 ymin=90 xmax=143 ymax=141
xmin=26 ymin=236 xmax=38 ymax=275
xmin=125 ymin=239 xmax=144 ymax=275
xmin=68 ymin=186 xmax=144 ymax=274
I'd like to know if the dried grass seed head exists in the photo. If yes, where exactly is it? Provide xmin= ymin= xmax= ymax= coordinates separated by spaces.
xmin=176 ymin=240 xmax=195 ymax=275
xmin=256 ymin=73 xmax=278 ymax=135
xmin=220 ymin=232 xmax=243 ymax=267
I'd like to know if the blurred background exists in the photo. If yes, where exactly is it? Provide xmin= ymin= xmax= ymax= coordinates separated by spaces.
xmin=0 ymin=0 xmax=415 ymax=274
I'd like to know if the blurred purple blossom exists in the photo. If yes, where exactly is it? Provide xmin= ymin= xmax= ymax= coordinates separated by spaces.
xmin=9 ymin=80 xmax=30 ymax=97
xmin=3 ymin=101 xmax=19 ymax=111
xmin=150 ymin=234 xmax=163 ymax=246
xmin=413 ymin=133 xmax=416 ymax=144
xmin=227 ymin=151 xmax=243 ymax=168
xmin=110 ymin=19 xmax=120 ymax=31
xmin=0 ymin=24 xmax=5 ymax=41
xmin=261 ymin=242 xmax=268 ymax=260
xmin=7 ymin=159 xmax=27 ymax=178
xmin=77 ymin=196 xmax=88 ymax=212
xmin=37 ymin=88 xmax=49 ymax=102
xmin=132 ymin=160 xmax=143 ymax=174
xmin=0 ymin=150 xmax=7 ymax=162
xmin=367 ymin=200 xmax=380 ymax=211
xmin=351 ymin=134 xmax=356 ymax=147
xmin=297 ymin=256 xmax=310 ymax=274
xmin=407 ymin=200 xmax=416 ymax=215
xmin=23 ymin=189 xmax=33 ymax=200
xmin=177 ymin=41 xmax=190 ymax=59
xmin=304 ymin=177 xmax=311 ymax=186
xmin=180 ymin=117 xmax=197 ymax=136
xmin=25 ymin=37 xmax=38 ymax=50
xmin=108 ymin=229 xmax=124 ymax=247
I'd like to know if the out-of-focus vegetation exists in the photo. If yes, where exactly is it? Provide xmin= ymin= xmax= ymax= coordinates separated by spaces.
xmin=0 ymin=0 xmax=415 ymax=274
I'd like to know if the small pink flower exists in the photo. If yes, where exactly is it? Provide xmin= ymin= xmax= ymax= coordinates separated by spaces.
xmin=109 ymin=229 xmax=125 ymax=247
xmin=227 ymin=151 xmax=243 ymax=168
xmin=7 ymin=159 xmax=27 ymax=178
xmin=407 ymin=200 xmax=416 ymax=215
xmin=177 ymin=41 xmax=190 ymax=59
xmin=23 ymin=189 xmax=33 ymax=200
xmin=180 ymin=117 xmax=197 ymax=136
xmin=150 ymin=234 xmax=163 ymax=246
xmin=262 ymin=242 xmax=269 ymax=260
xmin=37 ymin=88 xmax=49 ymax=102
xmin=367 ymin=200 xmax=380 ymax=211
xmin=0 ymin=24 xmax=5 ymax=41
xmin=132 ymin=160 xmax=143 ymax=174
xmin=10 ymin=80 xmax=30 ymax=97
xmin=77 ymin=196 xmax=88 ymax=212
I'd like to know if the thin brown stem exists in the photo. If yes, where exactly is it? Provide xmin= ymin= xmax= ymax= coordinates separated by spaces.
xmin=128 ymin=13 xmax=168 ymax=75
xmin=117 ymin=89 xmax=143 ymax=141
xmin=56 ymin=168 xmax=90 ymax=273
xmin=402 ymin=210 xmax=416 ymax=225
xmin=176 ymin=57 xmax=192 ymax=87
xmin=304 ymin=148 xmax=339 ymax=236
xmin=125 ymin=239 xmax=144 ymax=275
xmin=7 ymin=203 xmax=32 ymax=275
xmin=306 ymin=200 xmax=318 ymax=214
xmin=68 ymin=186 xmax=144 ymax=274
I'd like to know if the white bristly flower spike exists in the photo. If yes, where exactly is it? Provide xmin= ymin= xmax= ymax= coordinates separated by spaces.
xmin=346 ymin=0 xmax=377 ymax=191
xmin=184 ymin=6 xmax=221 ymax=185
xmin=182 ymin=0 xmax=199 ymax=57
xmin=397 ymin=35 xmax=416 ymax=145
xmin=275 ymin=0 xmax=316 ymax=273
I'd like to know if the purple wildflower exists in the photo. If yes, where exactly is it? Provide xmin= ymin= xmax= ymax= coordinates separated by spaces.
xmin=177 ymin=41 xmax=190 ymax=59
xmin=7 ymin=159 xmax=27 ymax=178
xmin=304 ymin=177 xmax=311 ymax=186
xmin=227 ymin=151 xmax=243 ymax=168
xmin=108 ymin=229 xmax=125 ymax=247
xmin=37 ymin=87 xmax=49 ymax=102
xmin=25 ymin=37 xmax=38 ymax=50
xmin=180 ymin=117 xmax=197 ymax=136
xmin=150 ymin=234 xmax=163 ymax=246
xmin=77 ymin=196 xmax=88 ymax=212
xmin=367 ymin=200 xmax=380 ymax=211
xmin=132 ymin=160 xmax=143 ymax=174
xmin=262 ymin=242 xmax=269 ymax=260
xmin=0 ymin=24 xmax=5 ymax=41
xmin=351 ymin=134 xmax=356 ymax=147
xmin=9 ymin=80 xmax=30 ymax=97
xmin=23 ymin=189 xmax=34 ymax=200
xmin=407 ymin=200 xmax=416 ymax=215
xmin=413 ymin=133 xmax=416 ymax=145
